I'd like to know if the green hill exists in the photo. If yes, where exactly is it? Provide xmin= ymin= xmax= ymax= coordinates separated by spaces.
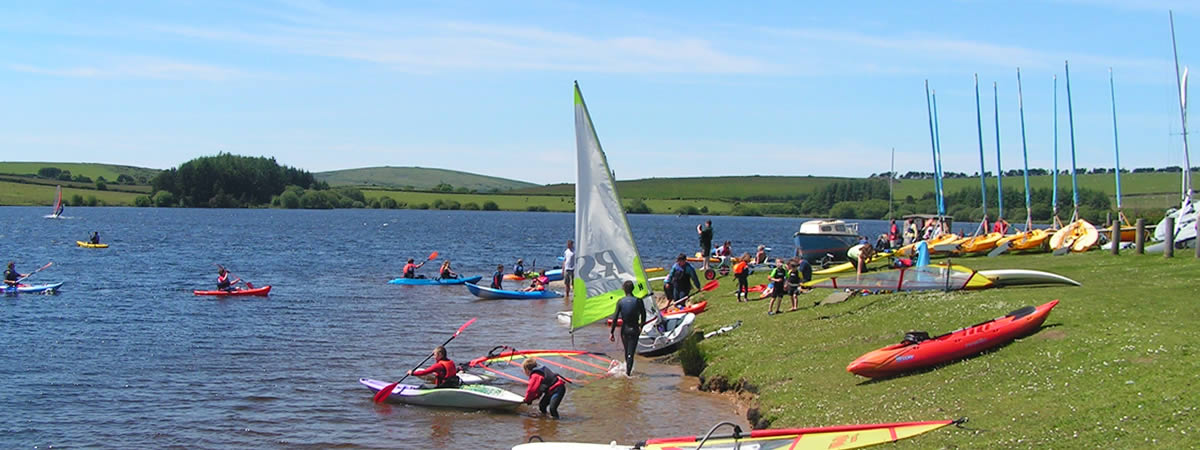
xmin=0 ymin=162 xmax=161 ymax=183
xmin=315 ymin=166 xmax=537 ymax=192
xmin=515 ymin=175 xmax=852 ymax=199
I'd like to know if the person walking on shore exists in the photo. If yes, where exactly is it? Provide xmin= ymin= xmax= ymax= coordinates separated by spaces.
xmin=697 ymin=220 xmax=713 ymax=270
xmin=609 ymin=281 xmax=646 ymax=376
xmin=563 ymin=240 xmax=575 ymax=300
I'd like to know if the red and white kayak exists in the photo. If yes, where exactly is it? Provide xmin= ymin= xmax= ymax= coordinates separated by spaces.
xmin=606 ymin=301 xmax=708 ymax=326
xmin=847 ymin=300 xmax=1059 ymax=378
xmin=193 ymin=286 xmax=272 ymax=296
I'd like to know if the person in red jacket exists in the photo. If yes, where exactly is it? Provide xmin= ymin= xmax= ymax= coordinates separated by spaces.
xmin=522 ymin=358 xmax=566 ymax=419
xmin=408 ymin=346 xmax=461 ymax=388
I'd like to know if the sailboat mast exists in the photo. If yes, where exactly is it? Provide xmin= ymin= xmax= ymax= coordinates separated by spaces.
xmin=924 ymin=81 xmax=942 ymax=217
xmin=889 ymin=147 xmax=895 ymax=219
xmin=974 ymin=74 xmax=989 ymax=228
xmin=933 ymin=90 xmax=947 ymax=217
xmin=994 ymin=81 xmax=1004 ymax=222
xmin=1053 ymin=75 xmax=1060 ymax=224
xmin=1018 ymin=68 xmax=1033 ymax=230
xmin=1170 ymin=10 xmax=1194 ymax=202
xmin=1065 ymin=61 xmax=1080 ymax=220
xmin=1110 ymin=68 xmax=1123 ymax=214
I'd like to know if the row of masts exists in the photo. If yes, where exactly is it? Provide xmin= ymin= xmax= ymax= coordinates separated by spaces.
xmin=913 ymin=11 xmax=1193 ymax=236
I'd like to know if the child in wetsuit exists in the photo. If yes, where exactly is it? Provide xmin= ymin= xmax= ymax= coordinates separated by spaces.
xmin=732 ymin=255 xmax=750 ymax=302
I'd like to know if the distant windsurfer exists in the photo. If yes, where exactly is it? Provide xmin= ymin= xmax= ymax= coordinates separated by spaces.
xmin=610 ymin=280 xmax=646 ymax=376
xmin=408 ymin=346 xmax=461 ymax=388
xmin=522 ymin=358 xmax=566 ymax=419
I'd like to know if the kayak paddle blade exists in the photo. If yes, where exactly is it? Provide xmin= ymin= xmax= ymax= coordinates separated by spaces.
xmin=374 ymin=382 xmax=400 ymax=403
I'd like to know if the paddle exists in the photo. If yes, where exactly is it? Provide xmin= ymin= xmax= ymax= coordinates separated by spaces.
xmin=14 ymin=262 xmax=53 ymax=284
xmin=374 ymin=317 xmax=478 ymax=403
xmin=671 ymin=280 xmax=719 ymax=308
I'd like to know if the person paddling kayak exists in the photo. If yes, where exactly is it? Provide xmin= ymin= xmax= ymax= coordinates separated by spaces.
xmin=408 ymin=346 xmax=461 ymax=388
xmin=490 ymin=264 xmax=504 ymax=289
xmin=438 ymin=260 xmax=458 ymax=279
xmin=217 ymin=267 xmax=241 ymax=292
xmin=89 ymin=231 xmax=100 ymax=245
xmin=4 ymin=262 xmax=26 ymax=287
xmin=609 ymin=281 xmax=646 ymax=376
xmin=513 ymin=259 xmax=526 ymax=278
xmin=522 ymin=358 xmax=567 ymax=419
xmin=402 ymin=258 xmax=426 ymax=279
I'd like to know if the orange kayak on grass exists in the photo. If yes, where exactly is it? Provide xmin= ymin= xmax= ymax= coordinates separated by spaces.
xmin=847 ymin=299 xmax=1059 ymax=378
xmin=956 ymin=232 xmax=1004 ymax=254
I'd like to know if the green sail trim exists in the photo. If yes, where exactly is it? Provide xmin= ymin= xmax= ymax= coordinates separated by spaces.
xmin=571 ymin=257 xmax=650 ymax=330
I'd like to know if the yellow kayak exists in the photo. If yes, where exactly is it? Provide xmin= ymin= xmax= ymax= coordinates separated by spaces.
xmin=1050 ymin=220 xmax=1098 ymax=253
xmin=957 ymin=232 xmax=1004 ymax=254
xmin=998 ymin=229 xmax=1050 ymax=252
xmin=76 ymin=241 xmax=109 ymax=249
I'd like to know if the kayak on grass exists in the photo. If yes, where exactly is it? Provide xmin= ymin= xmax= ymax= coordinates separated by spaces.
xmin=76 ymin=241 xmax=109 ymax=249
xmin=193 ymin=285 xmax=272 ymax=296
xmin=358 ymin=377 xmax=523 ymax=410
xmin=512 ymin=418 xmax=961 ymax=449
xmin=465 ymin=283 xmax=562 ymax=300
xmin=388 ymin=275 xmax=483 ymax=286
xmin=847 ymin=300 xmax=1060 ymax=378
xmin=638 ymin=313 xmax=695 ymax=357
xmin=607 ymin=301 xmax=708 ymax=326
xmin=3 ymin=282 xmax=64 ymax=295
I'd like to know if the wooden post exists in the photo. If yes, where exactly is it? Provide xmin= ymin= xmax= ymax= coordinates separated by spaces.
xmin=1110 ymin=222 xmax=1120 ymax=255
xmin=1164 ymin=217 xmax=1175 ymax=258
xmin=1135 ymin=219 xmax=1145 ymax=254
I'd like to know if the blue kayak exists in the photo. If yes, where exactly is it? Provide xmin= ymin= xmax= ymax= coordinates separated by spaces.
xmin=4 ymin=282 xmax=64 ymax=295
xmin=542 ymin=269 xmax=563 ymax=282
xmin=464 ymin=283 xmax=562 ymax=300
xmin=388 ymin=276 xmax=483 ymax=286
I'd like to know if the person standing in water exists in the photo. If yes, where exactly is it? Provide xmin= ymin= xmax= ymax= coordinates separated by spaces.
xmin=609 ymin=281 xmax=646 ymax=376
xmin=408 ymin=346 xmax=461 ymax=388
xmin=697 ymin=220 xmax=713 ymax=270
xmin=522 ymin=358 xmax=567 ymax=419
xmin=562 ymin=240 xmax=575 ymax=300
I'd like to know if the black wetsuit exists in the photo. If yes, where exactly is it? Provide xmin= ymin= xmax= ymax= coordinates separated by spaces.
xmin=611 ymin=294 xmax=646 ymax=376
xmin=699 ymin=224 xmax=713 ymax=261
xmin=490 ymin=270 xmax=503 ymax=289
xmin=797 ymin=259 xmax=812 ymax=283
xmin=668 ymin=263 xmax=701 ymax=301
xmin=4 ymin=268 xmax=19 ymax=287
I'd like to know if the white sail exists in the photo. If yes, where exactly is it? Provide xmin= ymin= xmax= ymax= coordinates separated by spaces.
xmin=571 ymin=82 xmax=651 ymax=330
xmin=50 ymin=185 xmax=64 ymax=218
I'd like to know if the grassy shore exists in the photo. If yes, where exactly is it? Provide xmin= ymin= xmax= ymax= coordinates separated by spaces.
xmin=685 ymin=250 xmax=1198 ymax=447
xmin=0 ymin=180 xmax=143 ymax=206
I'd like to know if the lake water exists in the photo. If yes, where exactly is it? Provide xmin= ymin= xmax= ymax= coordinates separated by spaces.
xmin=0 ymin=207 xmax=888 ymax=448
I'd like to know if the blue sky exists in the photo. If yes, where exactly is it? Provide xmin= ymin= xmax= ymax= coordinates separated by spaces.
xmin=2 ymin=0 xmax=1198 ymax=184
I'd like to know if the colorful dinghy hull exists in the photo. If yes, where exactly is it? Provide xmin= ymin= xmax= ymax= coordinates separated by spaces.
xmin=193 ymin=286 xmax=271 ymax=296
xmin=4 ymin=282 xmax=65 ymax=295
xmin=465 ymin=283 xmax=562 ymax=300
xmin=388 ymin=276 xmax=483 ymax=285
xmin=358 ymin=378 xmax=523 ymax=410
xmin=847 ymin=300 xmax=1059 ymax=378
xmin=512 ymin=419 xmax=958 ymax=449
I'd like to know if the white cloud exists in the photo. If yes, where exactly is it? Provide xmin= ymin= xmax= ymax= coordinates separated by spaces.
xmin=9 ymin=59 xmax=247 ymax=81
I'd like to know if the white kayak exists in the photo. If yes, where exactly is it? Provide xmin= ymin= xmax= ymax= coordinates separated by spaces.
xmin=358 ymin=378 xmax=524 ymax=410
xmin=977 ymin=269 xmax=1081 ymax=287
xmin=638 ymin=313 xmax=695 ymax=357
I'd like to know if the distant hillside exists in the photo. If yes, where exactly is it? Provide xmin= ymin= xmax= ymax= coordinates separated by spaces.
xmin=315 ymin=166 xmax=537 ymax=192
xmin=0 ymin=162 xmax=161 ymax=183
xmin=515 ymin=175 xmax=856 ymax=199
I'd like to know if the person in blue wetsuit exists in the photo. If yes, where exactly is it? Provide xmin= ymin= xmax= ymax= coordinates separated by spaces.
xmin=513 ymin=259 xmax=526 ymax=278
xmin=609 ymin=280 xmax=646 ymax=376
xmin=522 ymin=358 xmax=567 ymax=419
xmin=490 ymin=264 xmax=504 ymax=289
xmin=666 ymin=254 xmax=701 ymax=305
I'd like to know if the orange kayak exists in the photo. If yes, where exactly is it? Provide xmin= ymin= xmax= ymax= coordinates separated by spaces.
xmin=847 ymin=300 xmax=1059 ymax=378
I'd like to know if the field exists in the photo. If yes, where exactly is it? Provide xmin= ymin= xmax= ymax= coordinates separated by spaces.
xmin=516 ymin=175 xmax=850 ymax=199
xmin=360 ymin=188 xmax=761 ymax=214
xmin=0 ymin=162 xmax=160 ymax=183
xmin=316 ymin=166 xmax=537 ymax=191
xmin=0 ymin=180 xmax=143 ymax=206
xmin=684 ymin=250 xmax=1198 ymax=447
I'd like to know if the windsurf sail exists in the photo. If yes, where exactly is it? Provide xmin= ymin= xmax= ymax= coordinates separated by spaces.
xmin=638 ymin=419 xmax=959 ymax=450
xmin=51 ymin=185 xmax=64 ymax=217
xmin=806 ymin=264 xmax=993 ymax=292
xmin=465 ymin=347 xmax=620 ymax=385
xmin=571 ymin=82 xmax=651 ymax=330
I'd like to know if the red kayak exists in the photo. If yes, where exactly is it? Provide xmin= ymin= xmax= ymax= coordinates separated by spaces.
xmin=606 ymin=301 xmax=707 ymax=326
xmin=193 ymin=286 xmax=272 ymax=297
xmin=847 ymin=299 xmax=1059 ymax=378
